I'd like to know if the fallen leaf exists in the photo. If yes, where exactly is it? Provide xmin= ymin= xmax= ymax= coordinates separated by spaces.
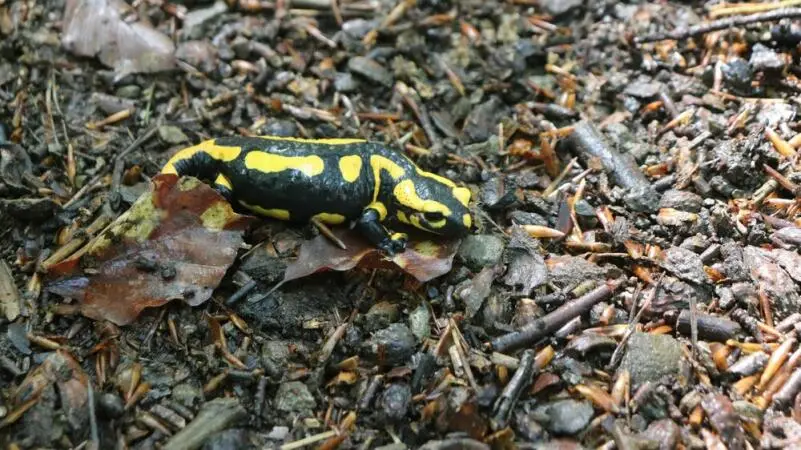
xmin=61 ymin=0 xmax=176 ymax=78
xmin=0 ymin=259 xmax=20 ymax=321
xmin=4 ymin=350 xmax=89 ymax=434
xmin=45 ymin=175 xmax=255 ymax=325
xmin=276 ymin=227 xmax=460 ymax=289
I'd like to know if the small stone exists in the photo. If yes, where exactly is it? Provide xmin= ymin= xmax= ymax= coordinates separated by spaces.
xmin=261 ymin=340 xmax=291 ymax=378
xmin=274 ymin=381 xmax=316 ymax=414
xmin=463 ymin=96 xmax=505 ymax=144
xmin=749 ymin=43 xmax=786 ymax=72
xmin=0 ymin=198 xmax=60 ymax=221
xmin=408 ymin=303 xmax=431 ymax=341
xmin=347 ymin=56 xmax=394 ymax=87
xmin=183 ymin=1 xmax=228 ymax=38
xmin=175 ymin=40 xmax=219 ymax=74
xmin=621 ymin=332 xmax=683 ymax=387
xmin=201 ymin=429 xmax=250 ymax=450
xmin=546 ymin=255 xmax=606 ymax=288
xmin=743 ymin=246 xmax=801 ymax=321
xmin=97 ymin=393 xmax=125 ymax=419
xmin=172 ymin=382 xmax=202 ymax=408
xmin=364 ymin=323 xmax=416 ymax=366
xmin=266 ymin=426 xmax=290 ymax=441
xmin=659 ymin=189 xmax=703 ymax=213
xmin=637 ymin=418 xmax=680 ymax=450
xmin=457 ymin=235 xmax=505 ymax=271
xmin=540 ymin=0 xmax=582 ymax=16
xmin=158 ymin=125 xmax=189 ymax=145
xmin=364 ymin=301 xmax=400 ymax=331
xmin=334 ymin=72 xmax=360 ymax=93
xmin=531 ymin=399 xmax=594 ymax=435
xmin=419 ymin=439 xmax=489 ymax=450
xmin=114 ymin=85 xmax=141 ymax=99
xmin=381 ymin=383 xmax=412 ymax=422
xmin=757 ymin=102 xmax=796 ymax=128
xmin=341 ymin=19 xmax=373 ymax=39
xmin=624 ymin=80 xmax=662 ymax=98
xmin=660 ymin=246 xmax=706 ymax=285
xmin=375 ymin=444 xmax=408 ymax=450
xmin=720 ymin=58 xmax=753 ymax=95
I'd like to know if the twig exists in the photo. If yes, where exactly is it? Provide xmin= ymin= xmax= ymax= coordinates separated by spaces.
xmin=87 ymin=381 xmax=100 ymax=450
xmin=311 ymin=218 xmax=347 ymax=250
xmin=635 ymin=8 xmax=801 ymax=43
xmin=566 ymin=121 xmax=658 ymax=212
xmin=225 ymin=279 xmax=258 ymax=306
xmin=490 ymin=279 xmax=621 ymax=352
xmin=491 ymin=349 xmax=536 ymax=429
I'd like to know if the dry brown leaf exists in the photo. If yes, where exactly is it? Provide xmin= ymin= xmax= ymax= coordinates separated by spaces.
xmin=44 ymin=175 xmax=255 ymax=325
xmin=61 ymin=0 xmax=176 ymax=78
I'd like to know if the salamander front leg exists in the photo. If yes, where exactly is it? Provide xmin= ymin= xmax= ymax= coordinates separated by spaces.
xmin=356 ymin=208 xmax=407 ymax=255
xmin=213 ymin=174 xmax=234 ymax=202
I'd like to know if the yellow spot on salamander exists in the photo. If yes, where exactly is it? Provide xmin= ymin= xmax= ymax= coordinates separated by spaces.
xmin=313 ymin=212 xmax=346 ymax=225
xmin=338 ymin=155 xmax=362 ymax=182
xmin=416 ymin=168 xmax=456 ymax=188
xmin=239 ymin=201 xmax=290 ymax=220
xmin=463 ymin=213 xmax=472 ymax=228
xmin=214 ymin=174 xmax=233 ymax=191
xmin=367 ymin=202 xmax=387 ymax=220
xmin=397 ymin=211 xmax=410 ymax=224
xmin=244 ymin=151 xmax=324 ymax=177
xmin=453 ymin=187 xmax=471 ymax=207
xmin=428 ymin=218 xmax=446 ymax=229
xmin=257 ymin=136 xmax=367 ymax=145
xmin=393 ymin=180 xmax=451 ymax=217
xmin=161 ymin=140 xmax=242 ymax=175
xmin=369 ymin=155 xmax=406 ymax=203
xmin=390 ymin=232 xmax=407 ymax=241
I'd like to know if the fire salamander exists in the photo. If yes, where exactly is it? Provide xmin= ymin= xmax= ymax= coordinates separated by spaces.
xmin=160 ymin=136 xmax=473 ymax=255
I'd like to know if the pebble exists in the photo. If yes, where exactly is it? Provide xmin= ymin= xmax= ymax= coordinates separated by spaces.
xmin=200 ymin=429 xmax=250 ymax=450
xmin=659 ymin=246 xmax=706 ymax=285
xmin=97 ymin=392 xmax=125 ymax=419
xmin=462 ymin=96 xmax=505 ymax=144
xmin=620 ymin=332 xmax=683 ymax=387
xmin=531 ymin=399 xmax=594 ymax=435
xmin=274 ymin=381 xmax=316 ymax=413
xmin=659 ymin=189 xmax=702 ymax=213
xmin=347 ymin=56 xmax=394 ymax=87
xmin=175 ymin=40 xmax=219 ymax=74
xmin=261 ymin=340 xmax=291 ymax=378
xmin=158 ymin=125 xmax=189 ymax=145
xmin=539 ymin=0 xmax=583 ymax=16
xmin=637 ymin=419 xmax=680 ymax=450
xmin=172 ymin=383 xmax=202 ymax=408
xmin=720 ymin=57 xmax=753 ymax=95
xmin=623 ymin=80 xmax=662 ymax=99
xmin=408 ymin=303 xmax=431 ymax=341
xmin=113 ymin=85 xmax=141 ymax=99
xmin=364 ymin=301 xmax=400 ymax=332
xmin=380 ymin=383 xmax=412 ymax=422
xmin=749 ymin=43 xmax=786 ymax=72
xmin=334 ymin=72 xmax=360 ymax=93
xmin=365 ymin=323 xmax=416 ymax=366
xmin=457 ymin=235 xmax=505 ymax=271
xmin=182 ymin=1 xmax=228 ymax=38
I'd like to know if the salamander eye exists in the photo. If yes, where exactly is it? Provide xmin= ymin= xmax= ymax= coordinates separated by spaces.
xmin=423 ymin=212 xmax=444 ymax=222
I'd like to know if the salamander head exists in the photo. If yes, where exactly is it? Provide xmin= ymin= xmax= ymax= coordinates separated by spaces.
xmin=392 ymin=171 xmax=473 ymax=237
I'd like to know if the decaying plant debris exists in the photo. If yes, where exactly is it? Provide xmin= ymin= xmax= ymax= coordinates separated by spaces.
xmin=6 ymin=0 xmax=801 ymax=448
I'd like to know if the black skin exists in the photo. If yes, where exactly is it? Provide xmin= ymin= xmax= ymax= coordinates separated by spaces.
xmin=165 ymin=137 xmax=470 ymax=255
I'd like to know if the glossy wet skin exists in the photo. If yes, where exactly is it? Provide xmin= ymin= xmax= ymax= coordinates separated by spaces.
xmin=161 ymin=135 xmax=473 ymax=253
